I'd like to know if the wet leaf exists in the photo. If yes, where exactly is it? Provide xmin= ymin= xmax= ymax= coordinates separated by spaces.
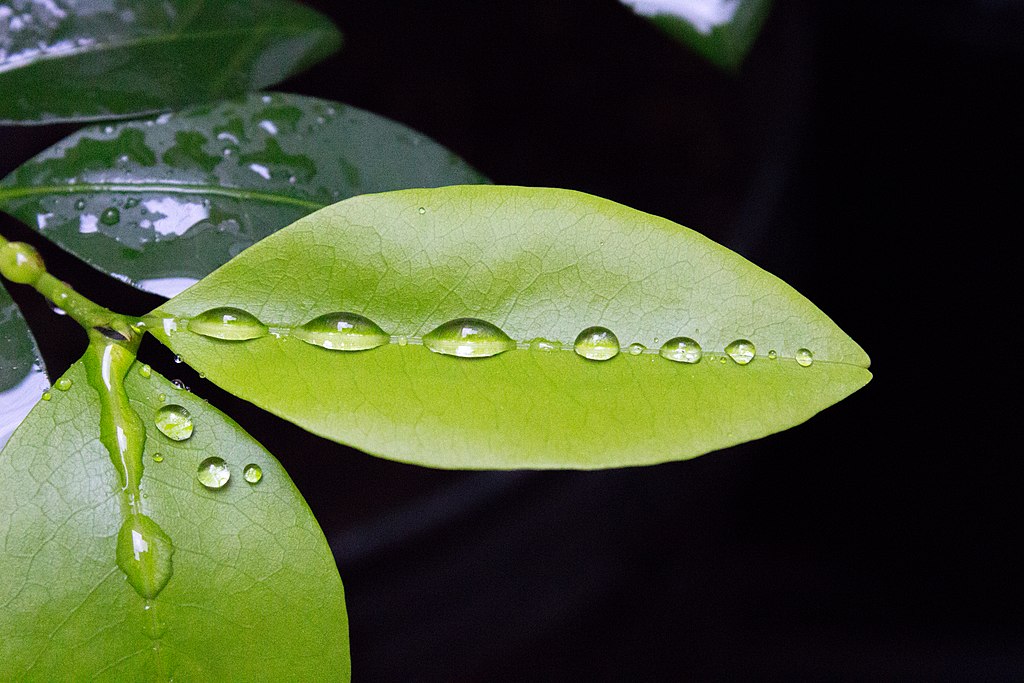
xmin=0 ymin=0 xmax=340 ymax=124
xmin=0 ymin=280 xmax=47 ymax=447
xmin=0 ymin=362 xmax=349 ymax=679
xmin=0 ymin=92 xmax=488 ymax=297
xmin=150 ymin=186 xmax=871 ymax=470
xmin=621 ymin=0 xmax=773 ymax=70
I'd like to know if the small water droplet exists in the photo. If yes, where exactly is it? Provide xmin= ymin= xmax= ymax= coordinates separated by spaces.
xmin=157 ymin=393 xmax=166 ymax=402
xmin=41 ymin=391 xmax=51 ymax=401
xmin=154 ymin=404 xmax=193 ymax=441
xmin=74 ymin=198 xmax=86 ymax=210
xmin=423 ymin=318 xmax=515 ymax=358
xmin=139 ymin=363 xmax=152 ymax=378
xmin=768 ymin=349 xmax=778 ymax=360
xmin=103 ymin=125 xmax=114 ymax=134
xmin=528 ymin=338 xmax=562 ymax=352
xmin=294 ymin=312 xmax=389 ymax=351
xmin=55 ymin=377 xmax=72 ymax=391
xmin=243 ymin=464 xmax=263 ymax=484
xmin=795 ymin=348 xmax=814 ymax=367
xmin=574 ymin=326 xmax=620 ymax=361
xmin=720 ymin=356 xmax=727 ymax=364
xmin=418 ymin=207 xmax=426 ymax=215
xmin=659 ymin=337 xmax=702 ymax=364
xmin=100 ymin=207 xmax=120 ymax=225
xmin=125 ymin=198 xmax=139 ymax=209
xmin=725 ymin=339 xmax=756 ymax=365
xmin=628 ymin=342 xmax=646 ymax=356
xmin=397 ymin=335 xmax=409 ymax=346
xmin=197 ymin=457 xmax=230 ymax=489
xmin=188 ymin=307 xmax=268 ymax=341
xmin=49 ymin=301 xmax=67 ymax=316
xmin=152 ymin=453 xmax=164 ymax=463
xmin=171 ymin=380 xmax=188 ymax=391
xmin=116 ymin=514 xmax=174 ymax=599
xmin=173 ymin=355 xmax=182 ymax=364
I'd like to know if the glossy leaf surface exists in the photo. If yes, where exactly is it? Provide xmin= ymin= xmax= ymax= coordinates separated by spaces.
xmin=0 ymin=0 xmax=340 ymax=124
xmin=621 ymin=0 xmax=772 ymax=70
xmin=0 ymin=362 xmax=349 ymax=680
xmin=151 ymin=186 xmax=871 ymax=470
xmin=0 ymin=279 xmax=47 ymax=447
xmin=0 ymin=92 xmax=488 ymax=297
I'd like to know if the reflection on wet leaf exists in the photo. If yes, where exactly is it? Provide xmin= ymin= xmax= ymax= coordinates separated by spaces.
xmin=0 ymin=281 xmax=47 ymax=448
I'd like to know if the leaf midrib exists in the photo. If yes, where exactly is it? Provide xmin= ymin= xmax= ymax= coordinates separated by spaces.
xmin=0 ymin=183 xmax=325 ymax=211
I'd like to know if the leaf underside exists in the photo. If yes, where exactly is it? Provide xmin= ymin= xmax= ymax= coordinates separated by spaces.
xmin=0 ymin=92 xmax=488 ymax=297
xmin=0 ymin=363 xmax=349 ymax=680
xmin=0 ymin=280 xmax=48 ymax=448
xmin=0 ymin=0 xmax=340 ymax=124
xmin=151 ymin=185 xmax=871 ymax=470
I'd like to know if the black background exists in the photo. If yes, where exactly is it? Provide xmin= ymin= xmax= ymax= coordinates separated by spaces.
xmin=1 ymin=1 xmax=1020 ymax=680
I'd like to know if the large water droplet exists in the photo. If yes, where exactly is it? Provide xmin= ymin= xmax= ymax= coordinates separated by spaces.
xmin=293 ymin=312 xmax=388 ymax=351
xmin=659 ymin=337 xmax=702 ymax=364
xmin=423 ymin=318 xmax=515 ymax=358
xmin=725 ymin=339 xmax=756 ymax=365
xmin=197 ymin=457 xmax=230 ymax=489
xmin=574 ymin=326 xmax=619 ymax=361
xmin=155 ymin=404 xmax=193 ymax=441
xmin=100 ymin=207 xmax=120 ymax=225
xmin=188 ymin=307 xmax=267 ymax=341
xmin=55 ymin=377 xmax=72 ymax=391
xmin=795 ymin=348 xmax=814 ymax=367
xmin=116 ymin=515 xmax=174 ymax=599
xmin=243 ymin=464 xmax=263 ymax=484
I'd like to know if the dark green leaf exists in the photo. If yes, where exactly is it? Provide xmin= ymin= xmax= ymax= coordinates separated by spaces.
xmin=0 ymin=92 xmax=488 ymax=296
xmin=150 ymin=186 xmax=871 ymax=470
xmin=0 ymin=279 xmax=47 ymax=447
xmin=0 ymin=0 xmax=340 ymax=124
xmin=0 ymin=362 xmax=349 ymax=679
xmin=621 ymin=0 xmax=773 ymax=70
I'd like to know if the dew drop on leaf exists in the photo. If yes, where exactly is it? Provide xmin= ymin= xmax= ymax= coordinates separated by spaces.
xmin=574 ymin=326 xmax=620 ymax=361
xmin=197 ymin=457 xmax=230 ymax=489
xmin=188 ymin=307 xmax=268 ymax=341
xmin=152 ymin=453 xmax=164 ymax=463
xmin=243 ymin=464 xmax=263 ymax=484
xmin=41 ymin=390 xmax=51 ymax=401
xmin=293 ymin=312 xmax=389 ymax=351
xmin=659 ymin=337 xmax=702 ymax=364
xmin=154 ymin=404 xmax=193 ymax=441
xmin=627 ymin=342 xmax=646 ymax=356
xmin=139 ymin=363 xmax=152 ymax=378
xmin=100 ymin=207 xmax=120 ymax=226
xmin=768 ymin=349 xmax=778 ymax=360
xmin=528 ymin=338 xmax=562 ymax=352
xmin=74 ymin=199 xmax=85 ymax=210
xmin=55 ymin=377 xmax=72 ymax=391
xmin=725 ymin=339 xmax=756 ymax=365
xmin=423 ymin=318 xmax=515 ymax=358
xmin=795 ymin=348 xmax=814 ymax=367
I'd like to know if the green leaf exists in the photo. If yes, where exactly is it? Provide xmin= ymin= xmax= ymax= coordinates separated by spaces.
xmin=0 ymin=92 xmax=488 ymax=297
xmin=0 ymin=362 xmax=349 ymax=680
xmin=149 ymin=185 xmax=870 ymax=470
xmin=0 ymin=0 xmax=340 ymax=125
xmin=0 ymin=279 xmax=47 ymax=447
xmin=621 ymin=0 xmax=773 ymax=70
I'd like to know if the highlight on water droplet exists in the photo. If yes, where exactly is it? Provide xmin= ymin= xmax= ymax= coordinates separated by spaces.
xmin=795 ymin=348 xmax=814 ymax=367
xmin=173 ymin=355 xmax=183 ymax=364
xmin=139 ymin=363 xmax=152 ymax=378
xmin=188 ymin=307 xmax=268 ymax=341
xmin=725 ymin=339 xmax=756 ymax=365
xmin=417 ymin=207 xmax=426 ymax=214
xmin=423 ymin=318 xmax=516 ymax=358
xmin=154 ymin=404 xmax=193 ymax=441
xmin=100 ymin=207 xmax=120 ymax=225
xmin=55 ymin=377 xmax=72 ymax=391
xmin=243 ymin=463 xmax=263 ymax=484
xmin=197 ymin=457 xmax=230 ymax=489
xmin=528 ymin=337 xmax=562 ymax=352
xmin=293 ymin=312 xmax=389 ymax=351
xmin=574 ymin=326 xmax=620 ymax=361
xmin=152 ymin=453 xmax=164 ymax=463
xmin=659 ymin=337 xmax=702 ymax=364
xmin=627 ymin=342 xmax=646 ymax=356
xmin=115 ymin=514 xmax=174 ymax=599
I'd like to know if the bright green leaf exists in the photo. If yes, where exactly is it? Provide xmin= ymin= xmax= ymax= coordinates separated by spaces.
xmin=0 ymin=0 xmax=340 ymax=124
xmin=0 ymin=362 xmax=349 ymax=680
xmin=0 ymin=279 xmax=47 ymax=447
xmin=149 ymin=185 xmax=870 ymax=470
xmin=621 ymin=0 xmax=773 ymax=70
xmin=0 ymin=92 xmax=488 ymax=297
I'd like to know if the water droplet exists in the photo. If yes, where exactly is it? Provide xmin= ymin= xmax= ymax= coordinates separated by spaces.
xmin=659 ymin=337 xmax=702 ymax=364
xmin=139 ymin=363 xmax=152 ymax=378
xmin=172 ymin=380 xmax=188 ymax=391
xmin=55 ymin=377 xmax=72 ymax=391
xmin=725 ymin=339 xmax=756 ymax=365
xmin=528 ymin=338 xmax=562 ymax=352
xmin=628 ymin=342 xmax=646 ymax=356
xmin=573 ymin=326 xmax=620 ymax=361
xmin=103 ymin=125 xmax=114 ymax=134
xmin=116 ymin=514 xmax=174 ymax=599
xmin=197 ymin=457 xmax=230 ymax=489
xmin=293 ymin=312 xmax=389 ymax=351
xmin=423 ymin=318 xmax=516 ymax=358
xmin=768 ymin=349 xmax=778 ymax=360
xmin=125 ymin=198 xmax=139 ymax=209
xmin=188 ymin=307 xmax=268 ymax=341
xmin=157 ymin=393 xmax=166 ymax=402
xmin=418 ymin=207 xmax=426 ymax=215
xmin=41 ymin=391 xmax=51 ymax=401
xmin=154 ymin=404 xmax=193 ymax=441
xmin=152 ymin=453 xmax=164 ymax=463
xmin=100 ymin=207 xmax=120 ymax=225
xmin=397 ymin=335 xmax=409 ymax=346
xmin=720 ymin=356 xmax=727 ymax=364
xmin=74 ymin=199 xmax=85 ymax=210
xmin=795 ymin=348 xmax=814 ymax=367
xmin=243 ymin=464 xmax=263 ymax=484
xmin=173 ymin=355 xmax=183 ymax=364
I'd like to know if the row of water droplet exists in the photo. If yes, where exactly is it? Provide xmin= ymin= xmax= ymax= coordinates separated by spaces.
xmin=159 ymin=306 xmax=815 ymax=366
